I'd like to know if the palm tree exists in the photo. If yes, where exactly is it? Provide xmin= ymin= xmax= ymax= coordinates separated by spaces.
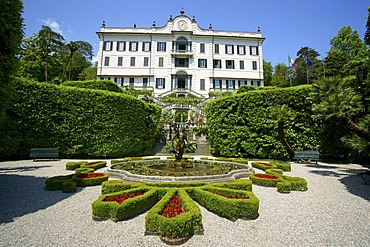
xmin=269 ymin=104 xmax=295 ymax=158
xmin=61 ymin=41 xmax=93 ymax=82
xmin=36 ymin=25 xmax=64 ymax=82
xmin=311 ymin=77 xmax=370 ymax=142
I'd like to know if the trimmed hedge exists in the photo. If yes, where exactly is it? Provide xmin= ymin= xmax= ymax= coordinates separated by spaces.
xmin=74 ymin=173 xmax=109 ymax=187
xmin=251 ymin=162 xmax=277 ymax=171
xmin=145 ymin=189 xmax=203 ymax=239
xmin=188 ymin=187 xmax=259 ymax=220
xmin=273 ymin=162 xmax=291 ymax=172
xmin=81 ymin=161 xmax=106 ymax=170
xmin=0 ymin=78 xmax=161 ymax=159
xmin=211 ymin=179 xmax=252 ymax=191
xmin=75 ymin=167 xmax=94 ymax=175
xmin=66 ymin=161 xmax=88 ymax=170
xmin=101 ymin=180 xmax=140 ymax=194
xmin=92 ymin=187 xmax=158 ymax=221
xmin=250 ymin=172 xmax=308 ymax=192
xmin=265 ymin=169 xmax=284 ymax=175
xmin=62 ymin=80 xmax=123 ymax=93
xmin=249 ymin=173 xmax=283 ymax=187
xmin=45 ymin=174 xmax=74 ymax=190
xmin=205 ymin=85 xmax=322 ymax=160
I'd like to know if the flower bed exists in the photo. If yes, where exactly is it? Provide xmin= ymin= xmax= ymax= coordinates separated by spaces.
xmin=249 ymin=173 xmax=283 ymax=187
xmin=103 ymin=191 xmax=145 ymax=204
xmin=251 ymin=162 xmax=277 ymax=171
xmin=74 ymin=172 xmax=109 ymax=187
xmin=65 ymin=161 xmax=88 ymax=170
xmin=161 ymin=195 xmax=184 ymax=218
xmin=81 ymin=161 xmax=106 ymax=170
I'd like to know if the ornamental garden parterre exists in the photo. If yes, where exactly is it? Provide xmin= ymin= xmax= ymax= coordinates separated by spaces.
xmin=45 ymin=158 xmax=307 ymax=244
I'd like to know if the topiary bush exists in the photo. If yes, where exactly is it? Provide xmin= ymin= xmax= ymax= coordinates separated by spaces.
xmin=45 ymin=175 xmax=74 ymax=190
xmin=74 ymin=173 xmax=109 ymax=187
xmin=62 ymin=180 xmax=77 ymax=193
xmin=251 ymin=162 xmax=277 ymax=171
xmin=81 ymin=161 xmax=106 ymax=170
xmin=75 ymin=167 xmax=94 ymax=175
xmin=249 ymin=173 xmax=283 ymax=187
xmin=277 ymin=181 xmax=291 ymax=193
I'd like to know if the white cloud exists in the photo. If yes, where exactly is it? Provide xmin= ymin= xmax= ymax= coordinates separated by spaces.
xmin=40 ymin=18 xmax=63 ymax=36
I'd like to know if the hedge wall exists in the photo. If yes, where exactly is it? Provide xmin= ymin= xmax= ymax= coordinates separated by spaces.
xmin=205 ymin=85 xmax=322 ymax=160
xmin=62 ymin=80 xmax=123 ymax=93
xmin=0 ymin=78 xmax=161 ymax=159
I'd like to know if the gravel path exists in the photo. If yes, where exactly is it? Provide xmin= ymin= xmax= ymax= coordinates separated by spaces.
xmin=0 ymin=159 xmax=369 ymax=246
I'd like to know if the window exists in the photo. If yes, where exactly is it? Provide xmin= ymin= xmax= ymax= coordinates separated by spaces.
xmin=252 ymin=81 xmax=260 ymax=87
xmin=175 ymin=58 xmax=189 ymax=67
xmin=156 ymin=78 xmax=165 ymax=89
xmin=142 ymin=42 xmax=151 ymax=51
xmin=103 ymin=41 xmax=112 ymax=51
xmin=213 ymin=79 xmax=221 ymax=89
xmin=200 ymin=43 xmax=205 ymax=53
xmin=250 ymin=46 xmax=258 ymax=55
xmin=200 ymin=79 xmax=205 ymax=91
xmin=238 ymin=80 xmax=246 ymax=87
xmin=157 ymin=42 xmax=166 ymax=51
xmin=104 ymin=57 xmax=110 ymax=66
xmin=159 ymin=57 xmax=164 ymax=67
xmin=129 ymin=41 xmax=138 ymax=51
xmin=117 ymin=57 xmax=123 ymax=66
xmin=129 ymin=78 xmax=134 ymax=87
xmin=214 ymin=44 xmax=219 ymax=54
xmin=143 ymin=78 xmax=148 ymax=88
xmin=116 ymin=41 xmax=125 ymax=51
xmin=143 ymin=57 xmax=149 ymax=67
xmin=115 ymin=77 xmax=124 ymax=86
xmin=130 ymin=57 xmax=136 ymax=66
xmin=237 ymin=45 xmax=245 ymax=55
xmin=198 ymin=59 xmax=207 ymax=68
xmin=240 ymin=60 xmax=244 ymax=70
xmin=252 ymin=61 xmax=257 ymax=70
xmin=226 ymin=60 xmax=234 ymax=69
xmin=225 ymin=44 xmax=234 ymax=54
xmin=213 ymin=59 xmax=222 ymax=68
xmin=226 ymin=80 xmax=235 ymax=89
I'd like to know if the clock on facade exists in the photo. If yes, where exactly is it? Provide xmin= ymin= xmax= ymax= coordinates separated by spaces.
xmin=177 ymin=20 xmax=188 ymax=30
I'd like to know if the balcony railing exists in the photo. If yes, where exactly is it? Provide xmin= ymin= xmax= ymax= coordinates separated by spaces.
xmin=171 ymin=49 xmax=193 ymax=56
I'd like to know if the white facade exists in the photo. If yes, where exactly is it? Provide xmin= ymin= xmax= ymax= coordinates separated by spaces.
xmin=96 ymin=11 xmax=265 ymax=98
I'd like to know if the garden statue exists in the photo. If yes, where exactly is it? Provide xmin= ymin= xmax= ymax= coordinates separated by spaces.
xmin=169 ymin=124 xmax=194 ymax=167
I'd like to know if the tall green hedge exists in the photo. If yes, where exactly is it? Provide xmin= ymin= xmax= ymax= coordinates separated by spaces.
xmin=0 ymin=78 xmax=161 ymax=159
xmin=205 ymin=85 xmax=322 ymax=160
xmin=62 ymin=80 xmax=123 ymax=93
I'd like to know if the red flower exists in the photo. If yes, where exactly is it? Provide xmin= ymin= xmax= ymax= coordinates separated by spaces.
xmin=161 ymin=195 xmax=184 ymax=218
xmin=258 ymin=162 xmax=273 ymax=167
xmin=77 ymin=173 xmax=104 ymax=179
xmin=254 ymin=174 xmax=279 ymax=179
xmin=103 ymin=191 xmax=145 ymax=204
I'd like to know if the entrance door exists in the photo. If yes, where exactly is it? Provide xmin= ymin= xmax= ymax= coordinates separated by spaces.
xmin=178 ymin=78 xmax=185 ymax=89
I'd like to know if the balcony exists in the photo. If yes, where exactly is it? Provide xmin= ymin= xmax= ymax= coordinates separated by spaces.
xmin=171 ymin=49 xmax=193 ymax=57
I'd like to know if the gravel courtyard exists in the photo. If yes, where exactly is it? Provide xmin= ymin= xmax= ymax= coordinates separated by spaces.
xmin=0 ymin=159 xmax=369 ymax=246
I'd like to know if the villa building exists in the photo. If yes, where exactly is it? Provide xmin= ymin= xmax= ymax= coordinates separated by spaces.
xmin=96 ymin=10 xmax=265 ymax=99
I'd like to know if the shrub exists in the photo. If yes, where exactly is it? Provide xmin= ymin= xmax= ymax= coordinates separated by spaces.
xmin=81 ymin=161 xmax=107 ymax=170
xmin=211 ymin=179 xmax=252 ymax=191
xmin=92 ymin=187 xmax=158 ymax=221
xmin=265 ymin=169 xmax=284 ymax=175
xmin=45 ymin=175 xmax=74 ymax=190
xmin=62 ymin=80 xmax=123 ymax=93
xmin=145 ymin=189 xmax=203 ymax=238
xmin=101 ymin=180 xmax=140 ymax=194
xmin=0 ymin=79 xmax=161 ymax=159
xmin=277 ymin=181 xmax=291 ymax=193
xmin=282 ymin=175 xmax=308 ymax=191
xmin=66 ymin=161 xmax=88 ymax=170
xmin=188 ymin=187 xmax=259 ymax=220
xmin=273 ymin=162 xmax=291 ymax=171
xmin=62 ymin=180 xmax=77 ymax=193
xmin=75 ymin=167 xmax=94 ymax=175
xmin=249 ymin=173 xmax=283 ymax=187
xmin=74 ymin=173 xmax=109 ymax=187
xmin=251 ymin=162 xmax=277 ymax=171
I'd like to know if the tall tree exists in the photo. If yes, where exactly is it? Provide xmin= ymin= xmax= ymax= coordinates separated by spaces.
xmin=271 ymin=63 xmax=290 ymax=87
xmin=36 ymin=25 xmax=64 ymax=82
xmin=263 ymin=60 xmax=273 ymax=86
xmin=0 ymin=0 xmax=24 ymax=123
xmin=294 ymin=47 xmax=321 ymax=85
xmin=61 ymin=41 xmax=93 ymax=82
xmin=79 ymin=64 xmax=98 ymax=81
xmin=330 ymin=26 xmax=368 ymax=59
xmin=365 ymin=7 xmax=370 ymax=46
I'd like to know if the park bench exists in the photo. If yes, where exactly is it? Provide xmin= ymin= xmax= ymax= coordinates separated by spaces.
xmin=293 ymin=150 xmax=319 ymax=164
xmin=30 ymin=147 xmax=59 ymax=161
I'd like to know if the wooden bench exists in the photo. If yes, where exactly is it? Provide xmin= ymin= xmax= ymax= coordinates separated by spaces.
xmin=293 ymin=150 xmax=319 ymax=164
xmin=30 ymin=147 xmax=59 ymax=161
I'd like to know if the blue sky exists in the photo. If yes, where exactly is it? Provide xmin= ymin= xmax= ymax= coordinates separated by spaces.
xmin=23 ymin=0 xmax=369 ymax=66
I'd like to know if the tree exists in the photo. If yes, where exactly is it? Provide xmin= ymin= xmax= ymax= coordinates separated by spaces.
xmin=79 ymin=66 xmax=97 ymax=80
xmin=271 ymin=63 xmax=290 ymax=87
xmin=323 ymin=50 xmax=350 ymax=77
xmin=330 ymin=26 xmax=368 ymax=59
xmin=263 ymin=60 xmax=273 ymax=86
xmin=365 ymin=7 xmax=370 ymax=46
xmin=311 ymin=77 xmax=370 ymax=142
xmin=0 ymin=0 xmax=24 ymax=123
xmin=61 ymin=41 xmax=93 ymax=82
xmin=269 ymin=104 xmax=295 ymax=158
xmin=36 ymin=25 xmax=64 ymax=82
xmin=294 ymin=47 xmax=321 ymax=85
